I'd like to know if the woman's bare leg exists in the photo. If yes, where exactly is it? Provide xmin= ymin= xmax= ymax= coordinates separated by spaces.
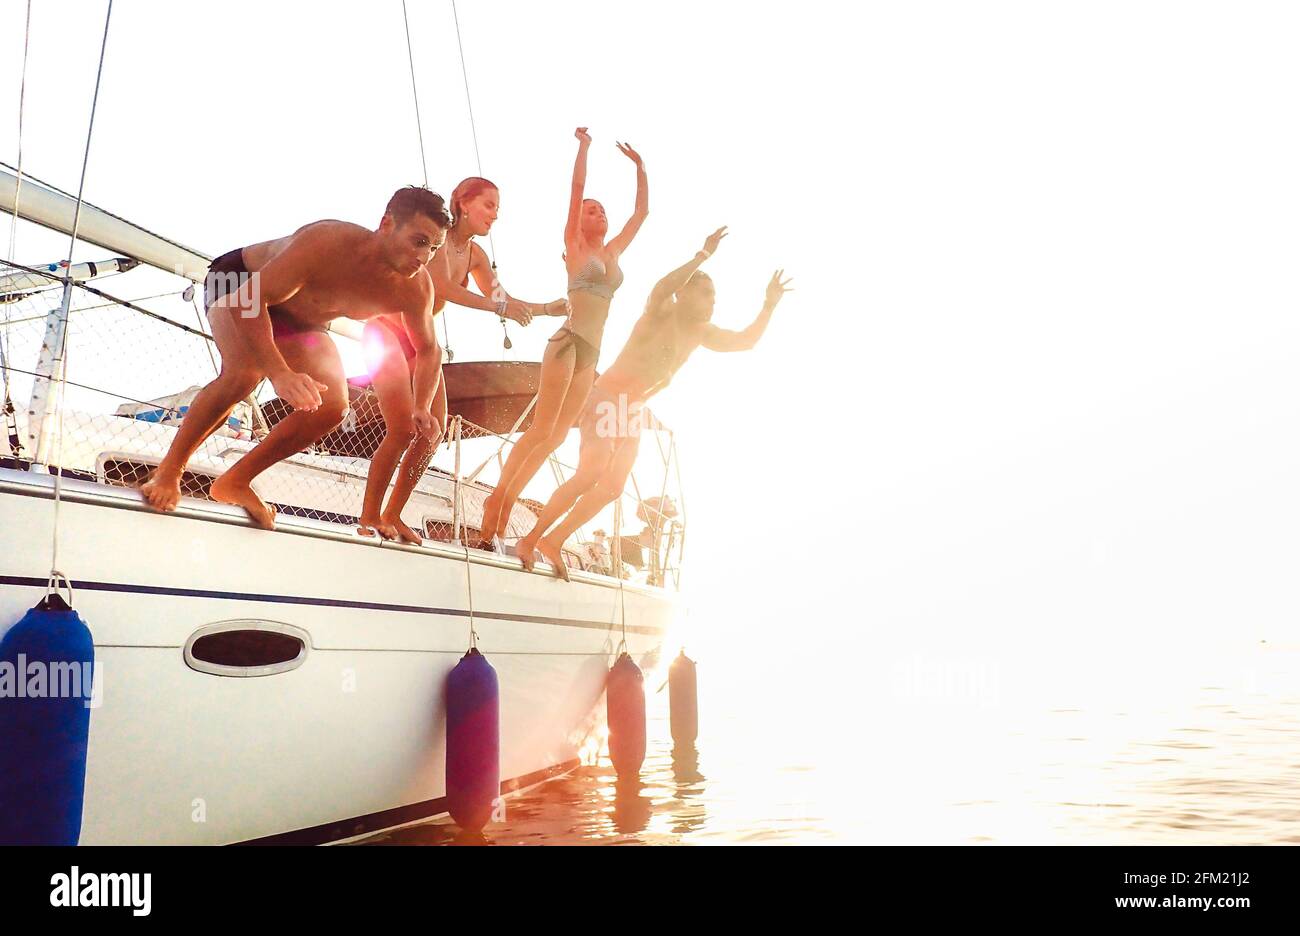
xmin=515 ymin=439 xmax=612 ymax=570
xmin=493 ymin=364 xmax=596 ymax=539
xmin=479 ymin=339 xmax=576 ymax=539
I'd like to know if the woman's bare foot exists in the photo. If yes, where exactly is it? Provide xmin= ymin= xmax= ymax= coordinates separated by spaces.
xmin=210 ymin=474 xmax=277 ymax=529
xmin=536 ymin=537 xmax=570 ymax=582
xmin=140 ymin=469 xmax=183 ymax=512
xmin=358 ymin=513 xmax=400 ymax=540
xmin=516 ymin=534 xmax=539 ymax=571
xmin=384 ymin=514 xmax=423 ymax=545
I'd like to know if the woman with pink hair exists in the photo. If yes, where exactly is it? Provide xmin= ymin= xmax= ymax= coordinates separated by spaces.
xmin=359 ymin=177 xmax=566 ymax=544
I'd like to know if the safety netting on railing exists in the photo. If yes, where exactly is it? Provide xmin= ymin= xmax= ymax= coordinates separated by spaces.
xmin=0 ymin=258 xmax=686 ymax=588
xmin=0 ymin=260 xmax=219 ymax=470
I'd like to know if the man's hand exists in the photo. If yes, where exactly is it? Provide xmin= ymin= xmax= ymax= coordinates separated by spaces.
xmin=271 ymin=370 xmax=328 ymax=412
xmin=504 ymin=299 xmax=534 ymax=326
xmin=575 ymin=126 xmax=591 ymax=146
xmin=702 ymin=226 xmax=728 ymax=256
xmin=765 ymin=269 xmax=793 ymax=308
xmin=616 ymin=141 xmax=644 ymax=168
xmin=412 ymin=410 xmax=439 ymax=439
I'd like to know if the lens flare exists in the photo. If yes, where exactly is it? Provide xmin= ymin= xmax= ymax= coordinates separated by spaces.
xmin=362 ymin=329 xmax=387 ymax=376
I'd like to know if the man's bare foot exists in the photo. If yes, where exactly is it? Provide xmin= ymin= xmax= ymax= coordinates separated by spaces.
xmin=384 ymin=515 xmax=423 ymax=545
xmin=536 ymin=537 xmax=570 ymax=582
xmin=140 ymin=469 xmax=183 ymax=512
xmin=516 ymin=535 xmax=538 ymax=571
xmin=210 ymin=474 xmax=277 ymax=530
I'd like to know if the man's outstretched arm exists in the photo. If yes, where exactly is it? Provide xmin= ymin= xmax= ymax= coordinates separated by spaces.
xmin=701 ymin=270 xmax=793 ymax=352
xmin=400 ymin=278 xmax=443 ymax=437
xmin=646 ymin=227 xmax=728 ymax=312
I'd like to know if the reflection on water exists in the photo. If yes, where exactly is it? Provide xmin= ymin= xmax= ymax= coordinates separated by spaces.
xmin=357 ymin=724 xmax=713 ymax=845
xmin=356 ymin=640 xmax=1300 ymax=845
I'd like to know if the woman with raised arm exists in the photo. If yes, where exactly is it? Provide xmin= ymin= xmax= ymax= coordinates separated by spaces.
xmin=477 ymin=128 xmax=649 ymax=550
xmin=358 ymin=177 xmax=567 ymax=544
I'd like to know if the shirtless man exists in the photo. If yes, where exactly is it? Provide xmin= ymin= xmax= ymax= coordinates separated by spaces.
xmin=516 ymin=228 xmax=792 ymax=578
xmin=140 ymin=187 xmax=452 ymax=528
xmin=358 ymin=177 xmax=566 ymax=544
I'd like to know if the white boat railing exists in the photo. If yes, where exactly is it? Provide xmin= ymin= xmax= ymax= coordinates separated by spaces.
xmin=0 ymin=253 xmax=686 ymax=588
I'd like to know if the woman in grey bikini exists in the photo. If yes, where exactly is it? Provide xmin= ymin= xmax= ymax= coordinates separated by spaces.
xmin=477 ymin=127 xmax=649 ymax=549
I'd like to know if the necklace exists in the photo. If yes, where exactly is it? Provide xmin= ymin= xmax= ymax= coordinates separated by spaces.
xmin=449 ymin=230 xmax=472 ymax=257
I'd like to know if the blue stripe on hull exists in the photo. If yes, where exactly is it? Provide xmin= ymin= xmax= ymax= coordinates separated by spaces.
xmin=0 ymin=575 xmax=661 ymax=635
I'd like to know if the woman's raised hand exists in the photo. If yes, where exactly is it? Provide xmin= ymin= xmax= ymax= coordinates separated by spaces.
xmin=616 ymin=142 xmax=643 ymax=168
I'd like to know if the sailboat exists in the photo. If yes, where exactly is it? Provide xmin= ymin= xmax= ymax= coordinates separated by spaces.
xmin=0 ymin=10 xmax=683 ymax=845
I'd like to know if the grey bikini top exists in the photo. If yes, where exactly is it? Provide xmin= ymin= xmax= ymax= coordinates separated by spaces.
xmin=567 ymin=254 xmax=624 ymax=301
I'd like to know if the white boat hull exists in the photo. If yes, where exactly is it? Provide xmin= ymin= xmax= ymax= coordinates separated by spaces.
xmin=0 ymin=469 xmax=670 ymax=844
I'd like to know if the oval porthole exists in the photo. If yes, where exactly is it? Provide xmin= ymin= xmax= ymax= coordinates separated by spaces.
xmin=184 ymin=620 xmax=310 ymax=677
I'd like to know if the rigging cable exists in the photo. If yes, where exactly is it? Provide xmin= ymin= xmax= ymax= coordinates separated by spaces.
xmin=2 ymin=0 xmax=34 ymax=458
xmin=450 ymin=0 xmax=494 ymax=264
xmin=46 ymin=0 xmax=114 ymax=595
xmin=400 ymin=0 xmax=430 ymax=189
xmin=400 ymin=0 xmax=454 ymax=358
xmin=450 ymin=0 xmax=511 ymax=355
xmin=1 ymin=258 xmax=213 ymax=338
xmin=402 ymin=2 xmax=512 ymax=358
xmin=453 ymin=416 xmax=479 ymax=649
xmin=5 ymin=0 xmax=32 ymax=266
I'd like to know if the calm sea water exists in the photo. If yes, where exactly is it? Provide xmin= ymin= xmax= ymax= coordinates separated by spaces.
xmin=354 ymin=638 xmax=1300 ymax=845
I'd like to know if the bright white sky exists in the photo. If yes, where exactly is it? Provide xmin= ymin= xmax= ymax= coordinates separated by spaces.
xmin=4 ymin=2 xmax=1300 ymax=703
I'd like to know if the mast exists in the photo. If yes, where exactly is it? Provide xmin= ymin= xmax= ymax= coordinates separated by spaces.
xmin=0 ymin=168 xmax=208 ymax=464
xmin=1 ymin=168 xmax=211 ymax=282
